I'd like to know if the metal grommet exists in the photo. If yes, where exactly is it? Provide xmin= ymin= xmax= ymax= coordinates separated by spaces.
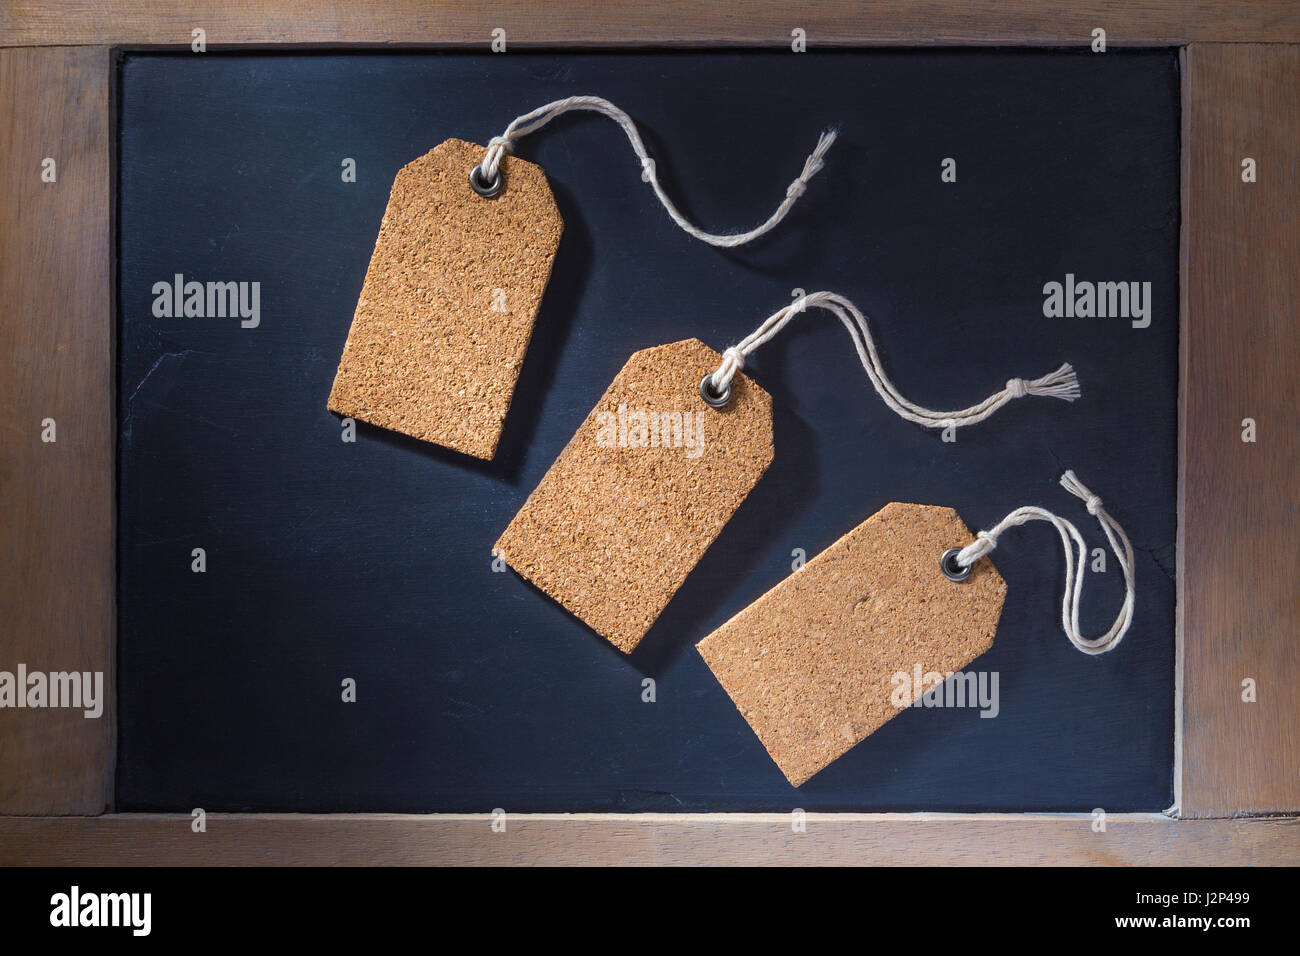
xmin=699 ymin=373 xmax=732 ymax=408
xmin=940 ymin=547 xmax=971 ymax=582
xmin=468 ymin=164 xmax=503 ymax=198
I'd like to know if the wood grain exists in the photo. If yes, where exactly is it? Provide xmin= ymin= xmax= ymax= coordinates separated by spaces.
xmin=0 ymin=18 xmax=1293 ymax=856
xmin=2 ymin=1 xmax=1299 ymax=47
xmin=1179 ymin=44 xmax=1300 ymax=817
xmin=0 ymin=46 xmax=114 ymax=814
xmin=1 ymin=813 xmax=1297 ymax=865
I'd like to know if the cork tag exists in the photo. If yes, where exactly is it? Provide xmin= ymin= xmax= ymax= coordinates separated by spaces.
xmin=327 ymin=138 xmax=564 ymax=460
xmin=495 ymin=338 xmax=774 ymax=653
xmin=696 ymin=502 xmax=1007 ymax=787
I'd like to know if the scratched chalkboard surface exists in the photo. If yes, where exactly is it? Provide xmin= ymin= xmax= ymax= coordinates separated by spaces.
xmin=117 ymin=50 xmax=1179 ymax=812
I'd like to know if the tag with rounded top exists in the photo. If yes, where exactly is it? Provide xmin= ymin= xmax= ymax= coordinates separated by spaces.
xmin=328 ymin=138 xmax=563 ymax=459
xmin=495 ymin=338 xmax=774 ymax=652
xmin=697 ymin=471 xmax=1136 ymax=786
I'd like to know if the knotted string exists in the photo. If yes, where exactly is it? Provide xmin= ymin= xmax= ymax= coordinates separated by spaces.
xmin=708 ymin=291 xmax=1080 ymax=430
xmin=478 ymin=95 xmax=837 ymax=248
xmin=954 ymin=471 xmax=1136 ymax=656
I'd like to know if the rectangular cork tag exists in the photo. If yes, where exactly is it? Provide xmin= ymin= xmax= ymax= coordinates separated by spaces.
xmin=327 ymin=138 xmax=564 ymax=460
xmin=495 ymin=338 xmax=774 ymax=653
xmin=696 ymin=502 xmax=1007 ymax=786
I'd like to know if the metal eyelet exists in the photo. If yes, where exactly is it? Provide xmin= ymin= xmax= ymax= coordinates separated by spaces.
xmin=940 ymin=547 xmax=971 ymax=582
xmin=699 ymin=373 xmax=732 ymax=408
xmin=469 ymin=164 xmax=503 ymax=198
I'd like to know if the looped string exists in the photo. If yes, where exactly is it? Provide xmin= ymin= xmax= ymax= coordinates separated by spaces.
xmin=715 ymin=346 xmax=747 ymax=385
xmin=954 ymin=470 xmax=1136 ymax=656
xmin=478 ymin=95 xmax=837 ymax=248
xmin=708 ymin=291 xmax=1080 ymax=430
xmin=484 ymin=134 xmax=515 ymax=165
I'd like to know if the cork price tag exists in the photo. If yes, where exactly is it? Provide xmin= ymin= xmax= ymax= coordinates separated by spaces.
xmin=696 ymin=502 xmax=1007 ymax=786
xmin=328 ymin=138 xmax=564 ymax=460
xmin=495 ymin=338 xmax=774 ymax=653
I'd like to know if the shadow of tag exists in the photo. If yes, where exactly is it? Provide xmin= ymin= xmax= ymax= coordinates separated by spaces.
xmin=328 ymin=138 xmax=563 ymax=459
xmin=697 ymin=502 xmax=1007 ymax=786
xmin=496 ymin=338 xmax=774 ymax=652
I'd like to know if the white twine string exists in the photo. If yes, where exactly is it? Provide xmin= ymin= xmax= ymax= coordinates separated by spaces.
xmin=954 ymin=471 xmax=1136 ymax=656
xmin=708 ymin=291 xmax=1080 ymax=430
xmin=478 ymin=95 xmax=837 ymax=248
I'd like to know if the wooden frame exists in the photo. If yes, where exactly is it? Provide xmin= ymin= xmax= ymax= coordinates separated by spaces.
xmin=2 ymin=2 xmax=1297 ymax=865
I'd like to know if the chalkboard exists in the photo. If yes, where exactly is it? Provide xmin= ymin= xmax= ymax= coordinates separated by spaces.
xmin=117 ymin=50 xmax=1179 ymax=812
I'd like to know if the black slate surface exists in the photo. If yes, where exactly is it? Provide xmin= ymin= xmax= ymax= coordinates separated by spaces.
xmin=116 ymin=50 xmax=1179 ymax=812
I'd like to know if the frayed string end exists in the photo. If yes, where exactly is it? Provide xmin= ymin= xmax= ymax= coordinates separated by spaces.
xmin=1026 ymin=362 xmax=1081 ymax=402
